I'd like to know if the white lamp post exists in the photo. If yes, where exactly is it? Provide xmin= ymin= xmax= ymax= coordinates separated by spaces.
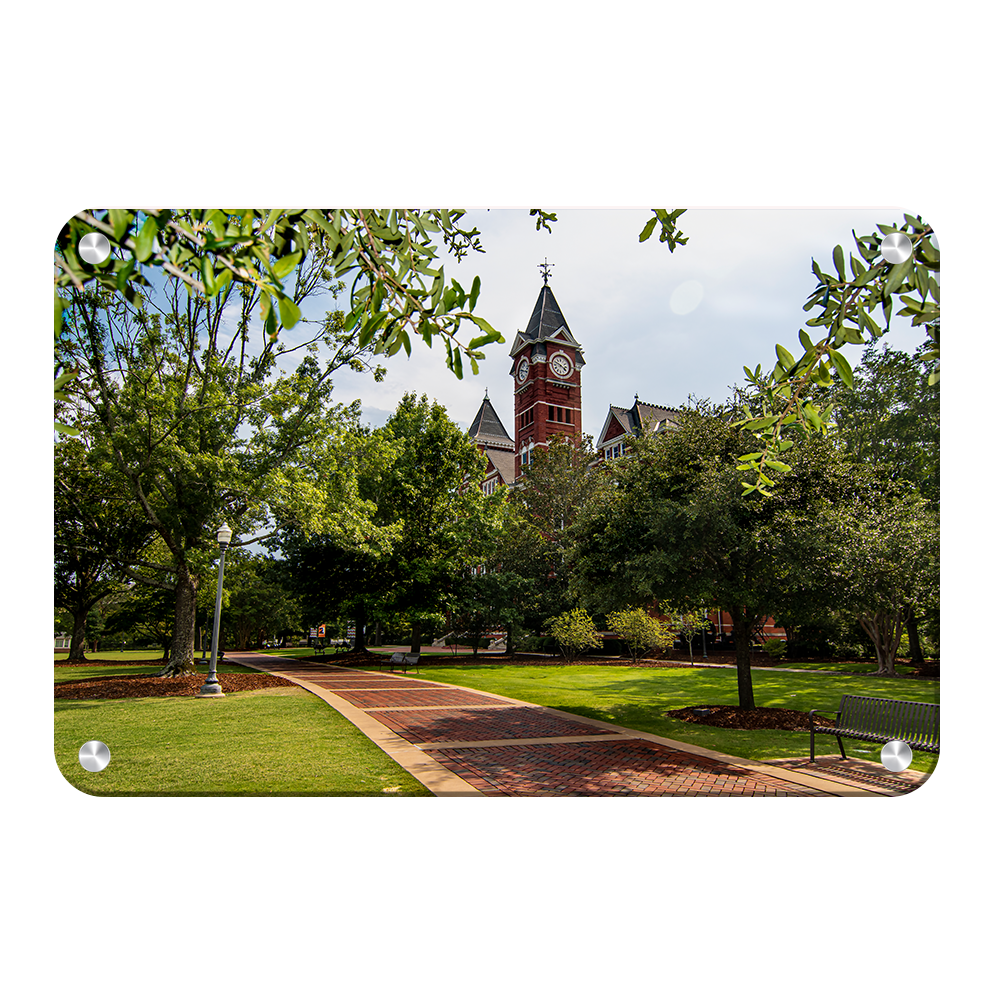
xmin=198 ymin=522 xmax=233 ymax=698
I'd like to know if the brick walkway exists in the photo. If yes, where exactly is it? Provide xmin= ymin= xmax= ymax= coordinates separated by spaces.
xmin=228 ymin=653 xmax=910 ymax=797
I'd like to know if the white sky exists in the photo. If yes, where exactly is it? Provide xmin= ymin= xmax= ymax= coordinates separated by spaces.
xmin=303 ymin=208 xmax=934 ymax=436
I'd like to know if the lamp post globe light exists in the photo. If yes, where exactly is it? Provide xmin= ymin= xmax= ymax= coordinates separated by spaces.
xmin=197 ymin=522 xmax=233 ymax=698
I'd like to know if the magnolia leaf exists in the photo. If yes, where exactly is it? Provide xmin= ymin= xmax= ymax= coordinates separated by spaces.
xmin=829 ymin=349 xmax=853 ymax=387
xmin=745 ymin=416 xmax=780 ymax=431
xmin=133 ymin=216 xmax=158 ymax=263
xmin=833 ymin=244 xmax=845 ymax=280
xmin=277 ymin=294 xmax=301 ymax=329
xmin=775 ymin=343 xmax=796 ymax=370
xmin=272 ymin=251 xmax=302 ymax=280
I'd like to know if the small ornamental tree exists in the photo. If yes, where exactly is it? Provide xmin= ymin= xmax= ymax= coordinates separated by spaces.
xmin=665 ymin=608 xmax=711 ymax=666
xmin=545 ymin=608 xmax=604 ymax=662
xmin=606 ymin=607 xmax=671 ymax=663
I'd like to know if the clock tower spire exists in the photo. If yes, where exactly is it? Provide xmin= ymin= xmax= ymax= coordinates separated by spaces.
xmin=508 ymin=270 xmax=584 ymax=478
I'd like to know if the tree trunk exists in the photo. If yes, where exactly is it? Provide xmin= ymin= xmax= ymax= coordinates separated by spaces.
xmin=505 ymin=621 xmax=515 ymax=656
xmin=860 ymin=612 xmax=902 ymax=677
xmin=68 ymin=609 xmax=89 ymax=662
xmin=904 ymin=604 xmax=925 ymax=664
xmin=352 ymin=605 xmax=368 ymax=653
xmin=409 ymin=621 xmax=422 ymax=656
xmin=159 ymin=570 xmax=199 ymax=676
xmin=729 ymin=614 xmax=756 ymax=709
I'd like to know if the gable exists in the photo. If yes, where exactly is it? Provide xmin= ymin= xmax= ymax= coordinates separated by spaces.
xmin=597 ymin=412 xmax=629 ymax=447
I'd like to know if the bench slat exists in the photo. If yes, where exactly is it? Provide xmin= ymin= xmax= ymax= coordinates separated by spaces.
xmin=810 ymin=695 xmax=939 ymax=761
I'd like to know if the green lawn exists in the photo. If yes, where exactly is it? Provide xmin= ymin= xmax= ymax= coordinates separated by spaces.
xmin=55 ymin=654 xmax=940 ymax=793
xmin=54 ymin=661 xmax=432 ymax=797
xmin=364 ymin=658 xmax=942 ymax=774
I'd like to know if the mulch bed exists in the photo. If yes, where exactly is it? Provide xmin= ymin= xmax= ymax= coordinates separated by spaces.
xmin=54 ymin=671 xmax=297 ymax=700
xmin=666 ymin=705 xmax=836 ymax=731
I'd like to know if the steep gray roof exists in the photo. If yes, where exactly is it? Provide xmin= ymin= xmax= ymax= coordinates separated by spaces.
xmin=468 ymin=395 xmax=514 ymax=450
xmin=508 ymin=284 xmax=584 ymax=364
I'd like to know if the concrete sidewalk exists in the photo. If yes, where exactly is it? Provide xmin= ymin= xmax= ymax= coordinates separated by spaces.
xmin=228 ymin=652 xmax=920 ymax=798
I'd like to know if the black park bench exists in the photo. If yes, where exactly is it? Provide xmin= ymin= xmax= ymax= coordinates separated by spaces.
xmin=808 ymin=695 xmax=940 ymax=763
xmin=385 ymin=652 xmax=420 ymax=673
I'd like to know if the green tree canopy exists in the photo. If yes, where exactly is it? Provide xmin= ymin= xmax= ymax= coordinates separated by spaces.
xmin=54 ymin=437 xmax=155 ymax=661
xmin=281 ymin=393 xmax=505 ymax=654
xmin=57 ymin=234 xmax=392 ymax=674
xmin=570 ymin=403 xmax=843 ymax=708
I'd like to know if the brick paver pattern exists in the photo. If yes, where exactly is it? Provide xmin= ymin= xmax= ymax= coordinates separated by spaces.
xmin=795 ymin=762 xmax=921 ymax=794
xmin=425 ymin=740 xmax=827 ymax=796
xmin=332 ymin=687 xmax=510 ymax=709
xmin=241 ymin=656 xmax=868 ymax=797
xmin=308 ymin=677 xmax=445 ymax=690
xmin=367 ymin=705 xmax=619 ymax=744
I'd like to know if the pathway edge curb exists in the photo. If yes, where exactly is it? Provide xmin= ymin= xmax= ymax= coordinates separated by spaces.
xmin=230 ymin=656 xmax=484 ymax=797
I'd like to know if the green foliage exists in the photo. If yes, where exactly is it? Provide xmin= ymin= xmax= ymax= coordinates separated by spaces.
xmin=638 ymin=209 xmax=689 ymax=251
xmin=761 ymin=637 xmax=786 ymax=659
xmin=218 ymin=554 xmax=302 ymax=649
xmin=282 ymin=393 xmax=504 ymax=651
xmin=825 ymin=482 xmax=939 ymax=676
xmin=55 ymin=209 xmax=503 ymax=389
xmin=730 ymin=216 xmax=939 ymax=495
xmin=661 ymin=607 xmax=711 ymax=665
xmin=569 ymin=403 xmax=850 ymax=707
xmin=545 ymin=608 xmax=604 ymax=661
xmin=54 ymin=438 xmax=155 ymax=660
xmin=513 ymin=432 xmax=599 ymax=625
xmin=830 ymin=341 xmax=940 ymax=507
xmin=56 ymin=244 xmax=390 ymax=671
xmin=103 ymin=584 xmax=175 ymax=654
xmin=605 ymin=606 xmax=670 ymax=663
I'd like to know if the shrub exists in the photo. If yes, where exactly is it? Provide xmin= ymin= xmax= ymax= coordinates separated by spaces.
xmin=761 ymin=637 xmax=786 ymax=659
xmin=545 ymin=609 xmax=604 ymax=661
xmin=606 ymin=607 xmax=671 ymax=663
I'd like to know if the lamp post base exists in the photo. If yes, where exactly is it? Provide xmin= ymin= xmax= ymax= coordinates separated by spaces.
xmin=196 ymin=682 xmax=225 ymax=697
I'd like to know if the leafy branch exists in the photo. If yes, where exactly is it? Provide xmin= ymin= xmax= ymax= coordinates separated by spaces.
xmin=734 ymin=215 xmax=939 ymax=496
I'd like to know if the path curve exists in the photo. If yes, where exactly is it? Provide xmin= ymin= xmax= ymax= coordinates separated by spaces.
xmin=228 ymin=653 xmax=898 ymax=798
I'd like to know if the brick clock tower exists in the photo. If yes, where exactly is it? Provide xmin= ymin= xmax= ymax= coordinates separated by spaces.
xmin=508 ymin=262 xmax=585 ymax=479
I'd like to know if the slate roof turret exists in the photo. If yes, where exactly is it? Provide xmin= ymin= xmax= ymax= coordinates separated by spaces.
xmin=468 ymin=394 xmax=515 ymax=450
xmin=508 ymin=284 xmax=586 ymax=369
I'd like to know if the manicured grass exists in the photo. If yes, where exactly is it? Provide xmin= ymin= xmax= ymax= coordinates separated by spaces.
xmin=372 ymin=660 xmax=942 ymax=774
xmin=770 ymin=660 xmax=931 ymax=676
xmin=54 ymin=662 xmax=431 ymax=797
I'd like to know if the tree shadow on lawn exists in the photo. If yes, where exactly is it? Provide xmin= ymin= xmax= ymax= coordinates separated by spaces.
xmin=573 ymin=668 xmax=940 ymax=714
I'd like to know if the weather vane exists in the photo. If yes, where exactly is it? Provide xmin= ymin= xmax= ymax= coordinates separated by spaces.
xmin=538 ymin=258 xmax=553 ymax=285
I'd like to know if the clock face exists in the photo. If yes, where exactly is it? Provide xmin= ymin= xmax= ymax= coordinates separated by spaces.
xmin=550 ymin=353 xmax=571 ymax=378
xmin=517 ymin=357 xmax=529 ymax=382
